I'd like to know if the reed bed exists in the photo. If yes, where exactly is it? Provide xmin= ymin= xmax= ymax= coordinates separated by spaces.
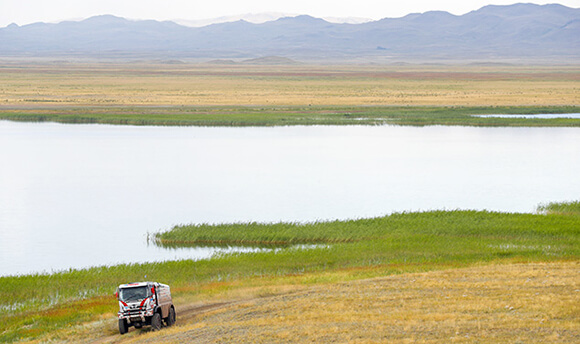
xmin=537 ymin=200 xmax=580 ymax=216
xmin=1 ymin=105 xmax=580 ymax=127
xmin=156 ymin=210 xmax=580 ymax=246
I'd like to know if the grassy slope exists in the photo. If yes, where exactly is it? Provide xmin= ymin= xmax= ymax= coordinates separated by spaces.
xmin=1 ymin=204 xmax=579 ymax=343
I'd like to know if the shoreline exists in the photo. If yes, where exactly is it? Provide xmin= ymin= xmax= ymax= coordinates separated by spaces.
xmin=2 ymin=105 xmax=580 ymax=127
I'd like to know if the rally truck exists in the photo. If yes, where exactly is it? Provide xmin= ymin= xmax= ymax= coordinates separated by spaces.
xmin=116 ymin=282 xmax=176 ymax=334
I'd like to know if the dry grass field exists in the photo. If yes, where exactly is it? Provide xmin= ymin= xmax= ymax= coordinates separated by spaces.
xmin=0 ymin=63 xmax=579 ymax=107
xmin=147 ymin=262 xmax=580 ymax=344
xmin=52 ymin=261 xmax=578 ymax=344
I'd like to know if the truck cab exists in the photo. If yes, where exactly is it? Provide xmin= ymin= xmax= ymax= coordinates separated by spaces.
xmin=116 ymin=281 xmax=176 ymax=334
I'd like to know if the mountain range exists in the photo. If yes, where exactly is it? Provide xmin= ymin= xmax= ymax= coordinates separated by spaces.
xmin=1 ymin=3 xmax=578 ymax=62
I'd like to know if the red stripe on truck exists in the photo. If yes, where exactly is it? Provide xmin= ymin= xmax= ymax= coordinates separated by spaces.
xmin=140 ymin=297 xmax=149 ymax=308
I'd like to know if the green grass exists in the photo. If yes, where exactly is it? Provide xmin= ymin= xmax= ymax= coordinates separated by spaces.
xmin=1 ymin=105 xmax=579 ymax=127
xmin=155 ymin=209 xmax=580 ymax=246
xmin=537 ymin=200 xmax=580 ymax=216
xmin=1 ymin=203 xmax=579 ymax=342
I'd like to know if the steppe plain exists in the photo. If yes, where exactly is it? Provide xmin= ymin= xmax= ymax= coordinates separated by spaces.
xmin=0 ymin=62 xmax=579 ymax=126
xmin=0 ymin=63 xmax=578 ymax=106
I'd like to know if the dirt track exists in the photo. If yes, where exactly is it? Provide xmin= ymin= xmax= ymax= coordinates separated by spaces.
xmin=85 ymin=301 xmax=235 ymax=344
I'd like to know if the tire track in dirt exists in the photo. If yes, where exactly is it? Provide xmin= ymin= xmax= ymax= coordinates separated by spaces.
xmin=88 ymin=290 xmax=307 ymax=344
xmin=87 ymin=301 xmax=235 ymax=344
xmin=173 ymin=301 xmax=233 ymax=323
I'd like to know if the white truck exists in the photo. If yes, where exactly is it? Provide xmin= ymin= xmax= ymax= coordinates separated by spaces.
xmin=116 ymin=281 xmax=176 ymax=334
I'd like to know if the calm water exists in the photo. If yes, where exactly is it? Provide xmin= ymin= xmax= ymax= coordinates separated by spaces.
xmin=474 ymin=113 xmax=580 ymax=119
xmin=1 ymin=121 xmax=579 ymax=276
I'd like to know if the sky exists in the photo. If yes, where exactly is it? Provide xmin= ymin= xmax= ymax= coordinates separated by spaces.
xmin=2 ymin=0 xmax=580 ymax=27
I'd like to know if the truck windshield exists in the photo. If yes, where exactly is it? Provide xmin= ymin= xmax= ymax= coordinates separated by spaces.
xmin=119 ymin=286 xmax=150 ymax=302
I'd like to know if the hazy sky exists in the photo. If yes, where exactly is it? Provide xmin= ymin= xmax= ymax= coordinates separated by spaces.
xmin=2 ymin=0 xmax=579 ymax=27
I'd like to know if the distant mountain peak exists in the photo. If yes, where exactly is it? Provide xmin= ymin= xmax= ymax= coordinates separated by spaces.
xmin=474 ymin=2 xmax=545 ymax=15
xmin=421 ymin=10 xmax=457 ymax=17
xmin=83 ymin=14 xmax=128 ymax=23
xmin=401 ymin=10 xmax=457 ymax=22
xmin=277 ymin=15 xmax=326 ymax=22
xmin=271 ymin=15 xmax=330 ymax=27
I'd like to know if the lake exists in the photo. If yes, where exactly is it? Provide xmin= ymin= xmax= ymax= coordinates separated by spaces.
xmin=1 ymin=121 xmax=579 ymax=276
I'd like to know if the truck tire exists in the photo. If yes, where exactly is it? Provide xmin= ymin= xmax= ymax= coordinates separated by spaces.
xmin=119 ymin=319 xmax=128 ymax=335
xmin=165 ymin=306 xmax=176 ymax=327
xmin=151 ymin=313 xmax=162 ymax=331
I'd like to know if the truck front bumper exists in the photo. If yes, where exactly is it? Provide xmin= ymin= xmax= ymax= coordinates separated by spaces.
xmin=118 ymin=309 xmax=154 ymax=323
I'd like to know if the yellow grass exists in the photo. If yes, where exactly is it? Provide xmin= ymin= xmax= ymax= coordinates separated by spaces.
xmin=0 ymin=63 xmax=578 ymax=106
xmin=109 ymin=261 xmax=579 ymax=344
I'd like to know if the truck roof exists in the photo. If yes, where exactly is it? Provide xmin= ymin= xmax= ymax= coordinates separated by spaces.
xmin=118 ymin=281 xmax=168 ymax=288
xmin=118 ymin=282 xmax=151 ymax=288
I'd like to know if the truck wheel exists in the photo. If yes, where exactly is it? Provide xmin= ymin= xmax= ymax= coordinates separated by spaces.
xmin=151 ymin=313 xmax=162 ymax=331
xmin=119 ymin=319 xmax=128 ymax=335
xmin=166 ymin=307 xmax=176 ymax=327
